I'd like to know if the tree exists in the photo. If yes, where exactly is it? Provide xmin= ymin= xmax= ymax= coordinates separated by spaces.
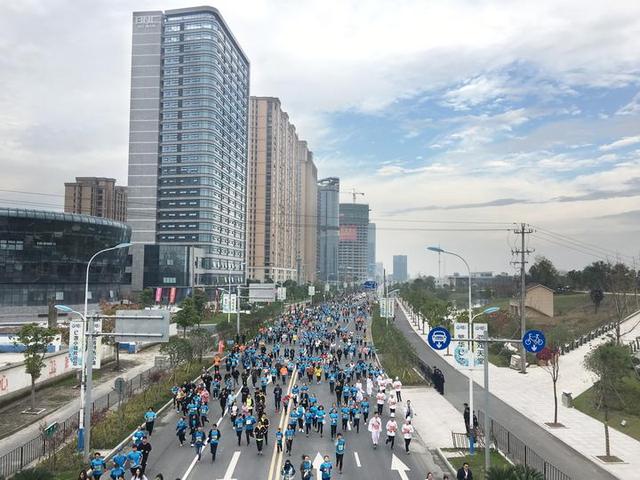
xmin=160 ymin=337 xmax=193 ymax=380
xmin=139 ymin=288 xmax=155 ymax=307
xmin=14 ymin=324 xmax=58 ymax=410
xmin=537 ymin=324 xmax=570 ymax=425
xmin=606 ymin=262 xmax=635 ymax=345
xmin=582 ymin=261 xmax=611 ymax=290
xmin=590 ymin=288 xmax=604 ymax=313
xmin=528 ymin=256 xmax=559 ymax=290
xmin=174 ymin=298 xmax=200 ymax=337
xmin=584 ymin=343 xmax=632 ymax=458
xmin=191 ymin=289 xmax=208 ymax=322
xmin=188 ymin=327 xmax=212 ymax=362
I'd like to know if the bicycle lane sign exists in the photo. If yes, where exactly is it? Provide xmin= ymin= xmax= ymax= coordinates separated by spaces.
xmin=522 ymin=329 xmax=546 ymax=353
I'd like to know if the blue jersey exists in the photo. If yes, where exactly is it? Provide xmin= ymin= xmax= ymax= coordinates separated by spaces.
xmin=132 ymin=430 xmax=145 ymax=445
xmin=336 ymin=438 xmax=346 ymax=454
xmin=208 ymin=429 xmax=221 ymax=444
xmin=304 ymin=412 xmax=314 ymax=424
xmin=234 ymin=418 xmax=244 ymax=432
xmin=109 ymin=467 xmax=125 ymax=480
xmin=320 ymin=461 xmax=333 ymax=479
xmin=112 ymin=453 xmax=127 ymax=468
xmin=144 ymin=411 xmax=157 ymax=422
xmin=176 ymin=419 xmax=188 ymax=433
xmin=329 ymin=412 xmax=339 ymax=425
xmin=276 ymin=431 xmax=283 ymax=444
xmin=245 ymin=415 xmax=256 ymax=431
xmin=340 ymin=407 xmax=350 ymax=419
xmin=127 ymin=451 xmax=143 ymax=468
xmin=90 ymin=457 xmax=106 ymax=475
xmin=193 ymin=431 xmax=206 ymax=445
xmin=285 ymin=428 xmax=295 ymax=439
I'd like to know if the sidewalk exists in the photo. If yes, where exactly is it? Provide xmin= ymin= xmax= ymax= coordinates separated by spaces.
xmin=398 ymin=300 xmax=640 ymax=479
xmin=402 ymin=386 xmax=462 ymax=449
xmin=0 ymin=346 xmax=161 ymax=457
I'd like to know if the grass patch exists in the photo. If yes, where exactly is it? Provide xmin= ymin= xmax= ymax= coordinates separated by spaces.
xmin=372 ymin=306 xmax=426 ymax=385
xmin=574 ymin=375 xmax=640 ymax=442
xmin=443 ymin=448 xmax=511 ymax=480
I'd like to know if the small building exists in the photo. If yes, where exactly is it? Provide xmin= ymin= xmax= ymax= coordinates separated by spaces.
xmin=510 ymin=284 xmax=554 ymax=318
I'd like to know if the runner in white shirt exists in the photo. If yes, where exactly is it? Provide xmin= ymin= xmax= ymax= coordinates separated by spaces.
xmin=393 ymin=377 xmax=403 ymax=402
xmin=376 ymin=390 xmax=386 ymax=415
xmin=401 ymin=419 xmax=414 ymax=454
xmin=366 ymin=376 xmax=374 ymax=396
xmin=385 ymin=415 xmax=398 ymax=449
xmin=388 ymin=394 xmax=398 ymax=416
xmin=367 ymin=413 xmax=382 ymax=448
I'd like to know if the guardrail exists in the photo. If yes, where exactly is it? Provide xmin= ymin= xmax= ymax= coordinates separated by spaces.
xmin=0 ymin=366 xmax=157 ymax=478
xmin=477 ymin=410 xmax=572 ymax=480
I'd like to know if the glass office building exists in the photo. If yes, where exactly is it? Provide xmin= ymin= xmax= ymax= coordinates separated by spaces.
xmin=127 ymin=6 xmax=249 ymax=294
xmin=0 ymin=208 xmax=131 ymax=307
xmin=316 ymin=177 xmax=340 ymax=284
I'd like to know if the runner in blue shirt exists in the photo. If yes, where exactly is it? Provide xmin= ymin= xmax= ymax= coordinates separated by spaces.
xmin=329 ymin=407 xmax=339 ymax=439
xmin=276 ymin=427 xmax=283 ymax=453
xmin=320 ymin=455 xmax=333 ymax=479
xmin=90 ymin=452 xmax=106 ymax=480
xmin=340 ymin=405 xmax=351 ymax=431
xmin=285 ymin=426 xmax=295 ymax=456
xmin=234 ymin=416 xmax=244 ymax=446
xmin=144 ymin=407 xmax=157 ymax=436
xmin=112 ymin=450 xmax=127 ymax=470
xmin=244 ymin=413 xmax=256 ymax=445
xmin=132 ymin=427 xmax=145 ymax=447
xmin=176 ymin=417 xmax=188 ymax=446
xmin=126 ymin=445 xmax=143 ymax=476
xmin=335 ymin=433 xmax=346 ymax=474
xmin=304 ymin=410 xmax=314 ymax=436
xmin=193 ymin=427 xmax=206 ymax=461
xmin=109 ymin=463 xmax=125 ymax=480
xmin=208 ymin=423 xmax=221 ymax=462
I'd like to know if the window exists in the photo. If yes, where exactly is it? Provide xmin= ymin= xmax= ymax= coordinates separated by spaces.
xmin=163 ymin=277 xmax=177 ymax=284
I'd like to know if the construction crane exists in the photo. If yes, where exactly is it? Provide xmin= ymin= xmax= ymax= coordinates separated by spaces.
xmin=340 ymin=188 xmax=365 ymax=203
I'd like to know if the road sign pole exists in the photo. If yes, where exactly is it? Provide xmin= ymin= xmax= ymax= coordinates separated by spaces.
xmin=84 ymin=315 xmax=95 ymax=461
xmin=484 ymin=334 xmax=490 ymax=472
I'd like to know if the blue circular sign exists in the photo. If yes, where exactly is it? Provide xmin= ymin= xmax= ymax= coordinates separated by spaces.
xmin=428 ymin=326 xmax=451 ymax=350
xmin=522 ymin=329 xmax=546 ymax=353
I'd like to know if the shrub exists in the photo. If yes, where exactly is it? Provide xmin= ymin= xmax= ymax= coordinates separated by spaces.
xmin=13 ymin=468 xmax=54 ymax=480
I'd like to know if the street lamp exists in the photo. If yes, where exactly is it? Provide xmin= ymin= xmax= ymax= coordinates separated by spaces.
xmin=427 ymin=246 xmax=477 ymax=450
xmin=58 ymin=241 xmax=132 ymax=460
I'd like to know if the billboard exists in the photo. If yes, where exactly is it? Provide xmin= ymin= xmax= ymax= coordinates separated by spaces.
xmin=115 ymin=309 xmax=170 ymax=343
xmin=339 ymin=226 xmax=358 ymax=241
xmin=249 ymin=283 xmax=276 ymax=303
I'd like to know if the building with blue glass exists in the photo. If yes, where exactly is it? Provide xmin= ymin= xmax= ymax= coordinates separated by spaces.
xmin=0 ymin=208 xmax=131 ymax=310
xmin=127 ymin=6 xmax=249 ymax=297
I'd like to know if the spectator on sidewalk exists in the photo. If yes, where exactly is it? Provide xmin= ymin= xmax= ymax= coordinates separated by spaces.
xmin=456 ymin=462 xmax=473 ymax=480
xmin=463 ymin=403 xmax=470 ymax=435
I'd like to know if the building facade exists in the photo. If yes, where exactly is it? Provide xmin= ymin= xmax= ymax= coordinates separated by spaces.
xmin=126 ymin=7 xmax=250 ymax=295
xmin=64 ymin=177 xmax=127 ymax=222
xmin=299 ymin=146 xmax=318 ymax=283
xmin=338 ymin=203 xmax=369 ymax=284
xmin=247 ymin=97 xmax=304 ymax=283
xmin=0 ymin=208 xmax=131 ymax=309
xmin=393 ymin=255 xmax=408 ymax=283
xmin=367 ymin=223 xmax=376 ymax=280
xmin=317 ymin=177 xmax=340 ymax=284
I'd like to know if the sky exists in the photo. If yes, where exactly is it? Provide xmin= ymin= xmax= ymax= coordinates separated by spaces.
xmin=1 ymin=0 xmax=640 ymax=278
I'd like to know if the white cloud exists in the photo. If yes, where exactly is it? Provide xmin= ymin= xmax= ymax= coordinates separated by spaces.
xmin=616 ymin=92 xmax=640 ymax=116
xmin=599 ymin=135 xmax=640 ymax=151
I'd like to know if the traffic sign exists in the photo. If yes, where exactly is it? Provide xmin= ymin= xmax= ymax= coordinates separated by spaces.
xmin=363 ymin=280 xmax=377 ymax=290
xmin=522 ymin=329 xmax=546 ymax=353
xmin=427 ymin=326 xmax=451 ymax=350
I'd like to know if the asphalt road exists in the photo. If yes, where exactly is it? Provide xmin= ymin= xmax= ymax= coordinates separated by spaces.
xmin=137 ymin=312 xmax=443 ymax=480
xmin=394 ymin=304 xmax=617 ymax=480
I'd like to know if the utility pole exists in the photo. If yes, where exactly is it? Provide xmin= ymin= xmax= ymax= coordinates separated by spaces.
xmin=512 ymin=223 xmax=534 ymax=374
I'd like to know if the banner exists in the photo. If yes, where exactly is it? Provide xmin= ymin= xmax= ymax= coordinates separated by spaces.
xmin=69 ymin=320 xmax=84 ymax=369
xmin=169 ymin=287 xmax=177 ymax=304
xmin=155 ymin=287 xmax=162 ymax=303
xmin=339 ymin=225 xmax=358 ymax=241
xmin=308 ymin=285 xmax=316 ymax=297
xmin=453 ymin=322 xmax=471 ymax=368
xmin=277 ymin=287 xmax=287 ymax=301
xmin=92 ymin=319 xmax=102 ymax=369
xmin=472 ymin=323 xmax=488 ymax=370
xmin=222 ymin=293 xmax=237 ymax=313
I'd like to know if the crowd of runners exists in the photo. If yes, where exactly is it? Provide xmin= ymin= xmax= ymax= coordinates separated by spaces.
xmin=81 ymin=293 xmax=421 ymax=480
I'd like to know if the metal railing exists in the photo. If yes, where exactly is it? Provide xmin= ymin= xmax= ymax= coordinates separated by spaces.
xmin=0 ymin=366 xmax=157 ymax=478
xmin=477 ymin=410 xmax=572 ymax=480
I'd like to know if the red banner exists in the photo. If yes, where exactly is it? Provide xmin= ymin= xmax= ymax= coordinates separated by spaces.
xmin=169 ymin=287 xmax=177 ymax=304
xmin=340 ymin=225 xmax=358 ymax=241
xmin=155 ymin=287 xmax=162 ymax=303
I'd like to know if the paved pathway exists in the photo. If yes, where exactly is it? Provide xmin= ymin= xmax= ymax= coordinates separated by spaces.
xmin=402 ymin=386 xmax=461 ymax=449
xmin=398 ymin=299 xmax=640 ymax=479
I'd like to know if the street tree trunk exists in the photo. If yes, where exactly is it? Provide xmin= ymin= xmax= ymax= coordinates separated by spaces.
xmin=553 ymin=379 xmax=558 ymax=424
xmin=115 ymin=342 xmax=120 ymax=370
xmin=30 ymin=376 xmax=36 ymax=410
xmin=604 ymin=403 xmax=611 ymax=457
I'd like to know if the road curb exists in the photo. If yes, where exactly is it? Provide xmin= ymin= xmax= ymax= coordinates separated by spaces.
xmin=435 ymin=448 xmax=457 ymax=476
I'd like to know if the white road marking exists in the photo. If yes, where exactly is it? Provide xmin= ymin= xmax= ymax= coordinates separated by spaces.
xmin=347 ymin=420 xmax=352 ymax=431
xmin=217 ymin=451 xmax=241 ymax=480
xmin=354 ymin=451 xmax=361 ymax=467
xmin=391 ymin=453 xmax=411 ymax=480
xmin=313 ymin=452 xmax=324 ymax=479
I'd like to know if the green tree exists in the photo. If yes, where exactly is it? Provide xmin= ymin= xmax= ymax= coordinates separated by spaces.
xmin=188 ymin=327 xmax=212 ymax=362
xmin=582 ymin=261 xmax=611 ymax=290
xmin=14 ymin=324 xmax=58 ymax=410
xmin=590 ymin=288 xmax=604 ymax=313
xmin=191 ymin=289 xmax=208 ymax=321
xmin=528 ymin=256 xmax=559 ymax=289
xmin=175 ymin=297 xmax=200 ymax=337
xmin=584 ymin=343 xmax=633 ymax=458
xmin=139 ymin=288 xmax=155 ymax=307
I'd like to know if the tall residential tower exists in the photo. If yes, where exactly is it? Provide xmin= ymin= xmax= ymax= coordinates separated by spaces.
xmin=126 ymin=7 xmax=249 ymax=297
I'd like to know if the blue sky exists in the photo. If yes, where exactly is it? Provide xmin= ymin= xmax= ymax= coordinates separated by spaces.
xmin=1 ymin=0 xmax=639 ymax=275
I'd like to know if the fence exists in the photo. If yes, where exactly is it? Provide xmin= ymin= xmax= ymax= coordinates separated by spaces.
xmin=477 ymin=410 xmax=572 ymax=480
xmin=0 ymin=366 xmax=157 ymax=479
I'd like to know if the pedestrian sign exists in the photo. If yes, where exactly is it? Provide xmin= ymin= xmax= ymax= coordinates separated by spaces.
xmin=427 ymin=327 xmax=451 ymax=350
xmin=522 ymin=329 xmax=546 ymax=353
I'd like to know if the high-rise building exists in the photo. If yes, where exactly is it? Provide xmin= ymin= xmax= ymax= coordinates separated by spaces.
xmin=393 ymin=255 xmax=408 ymax=283
xmin=64 ymin=177 xmax=127 ymax=222
xmin=299 ymin=143 xmax=318 ymax=283
xmin=338 ymin=203 xmax=369 ymax=284
xmin=126 ymin=7 xmax=250 ymax=296
xmin=317 ymin=177 xmax=340 ymax=284
xmin=367 ymin=223 xmax=376 ymax=280
xmin=247 ymin=97 xmax=313 ymax=283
